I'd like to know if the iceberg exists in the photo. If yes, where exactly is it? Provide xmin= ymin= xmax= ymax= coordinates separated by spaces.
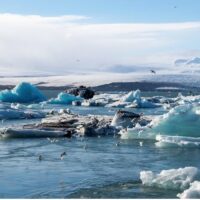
xmin=122 ymin=90 xmax=141 ymax=102
xmin=155 ymin=135 xmax=200 ymax=148
xmin=0 ymin=82 xmax=46 ymax=103
xmin=0 ymin=108 xmax=45 ymax=120
xmin=177 ymin=181 xmax=200 ymax=199
xmin=48 ymin=92 xmax=83 ymax=104
xmin=120 ymin=103 xmax=200 ymax=140
xmin=140 ymin=167 xmax=198 ymax=191
xmin=108 ymin=90 xmax=160 ymax=108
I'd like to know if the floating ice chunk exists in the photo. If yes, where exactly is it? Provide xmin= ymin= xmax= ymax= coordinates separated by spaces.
xmin=0 ymin=109 xmax=45 ymax=120
xmin=81 ymin=99 xmax=107 ymax=107
xmin=48 ymin=92 xmax=83 ymax=104
xmin=137 ymin=99 xmax=160 ymax=108
xmin=10 ymin=103 xmax=26 ymax=110
xmin=58 ymin=108 xmax=71 ymax=114
xmin=119 ymin=90 xmax=160 ymax=108
xmin=177 ymin=181 xmax=200 ymax=199
xmin=122 ymin=90 xmax=141 ymax=102
xmin=152 ymin=104 xmax=200 ymax=137
xmin=156 ymin=135 xmax=200 ymax=147
xmin=111 ymin=110 xmax=141 ymax=128
xmin=0 ymin=82 xmax=46 ymax=103
xmin=121 ymin=103 xmax=200 ymax=140
xmin=140 ymin=167 xmax=198 ymax=191
xmin=106 ymin=101 xmax=130 ymax=108
xmin=119 ymin=126 xmax=155 ymax=140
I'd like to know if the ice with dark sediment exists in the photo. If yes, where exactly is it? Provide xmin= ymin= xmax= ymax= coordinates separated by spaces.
xmin=1 ymin=85 xmax=200 ymax=144
xmin=0 ymin=108 xmax=153 ymax=138
xmin=111 ymin=110 xmax=151 ymax=128
xmin=0 ymin=111 xmax=119 ymax=138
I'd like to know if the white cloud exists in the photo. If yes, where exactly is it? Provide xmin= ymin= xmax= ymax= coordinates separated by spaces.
xmin=0 ymin=13 xmax=200 ymax=76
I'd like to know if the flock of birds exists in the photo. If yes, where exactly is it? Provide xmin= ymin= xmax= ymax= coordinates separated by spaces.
xmin=38 ymin=151 xmax=67 ymax=161
xmin=37 ymin=139 xmax=144 ymax=161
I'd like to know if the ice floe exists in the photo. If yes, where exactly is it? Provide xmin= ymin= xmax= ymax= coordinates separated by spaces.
xmin=156 ymin=135 xmax=200 ymax=147
xmin=140 ymin=167 xmax=198 ymax=191
xmin=177 ymin=181 xmax=200 ymax=199
xmin=0 ymin=128 xmax=66 ymax=138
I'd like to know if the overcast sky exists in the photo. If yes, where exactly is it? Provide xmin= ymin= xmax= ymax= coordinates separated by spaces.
xmin=0 ymin=0 xmax=200 ymax=76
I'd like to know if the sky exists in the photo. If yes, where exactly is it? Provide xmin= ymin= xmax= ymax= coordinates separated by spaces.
xmin=0 ymin=0 xmax=200 ymax=76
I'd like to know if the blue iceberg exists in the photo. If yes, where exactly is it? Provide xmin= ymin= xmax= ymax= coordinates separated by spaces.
xmin=122 ymin=90 xmax=160 ymax=108
xmin=122 ymin=90 xmax=141 ymax=102
xmin=48 ymin=92 xmax=83 ymax=104
xmin=0 ymin=82 xmax=46 ymax=103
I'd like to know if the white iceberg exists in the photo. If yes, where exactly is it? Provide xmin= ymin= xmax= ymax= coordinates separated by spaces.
xmin=140 ymin=167 xmax=198 ymax=191
xmin=156 ymin=135 xmax=200 ymax=147
xmin=122 ymin=90 xmax=141 ymax=102
xmin=177 ymin=181 xmax=200 ymax=199
xmin=107 ymin=90 xmax=160 ymax=108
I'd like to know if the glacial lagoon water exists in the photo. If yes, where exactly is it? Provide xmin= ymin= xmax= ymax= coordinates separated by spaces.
xmin=0 ymin=90 xmax=200 ymax=198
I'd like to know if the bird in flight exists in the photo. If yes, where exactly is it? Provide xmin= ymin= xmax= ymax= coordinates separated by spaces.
xmin=150 ymin=70 xmax=156 ymax=74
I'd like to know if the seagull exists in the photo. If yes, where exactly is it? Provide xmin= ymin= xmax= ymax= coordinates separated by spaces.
xmin=60 ymin=152 xmax=66 ymax=160
xmin=76 ymin=59 xmax=80 ymax=62
xmin=116 ymin=142 xmax=120 ymax=147
xmin=38 ymin=155 xmax=43 ymax=161
xmin=139 ymin=141 xmax=143 ymax=147
xmin=150 ymin=70 xmax=156 ymax=74
xmin=83 ymin=144 xmax=87 ymax=150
